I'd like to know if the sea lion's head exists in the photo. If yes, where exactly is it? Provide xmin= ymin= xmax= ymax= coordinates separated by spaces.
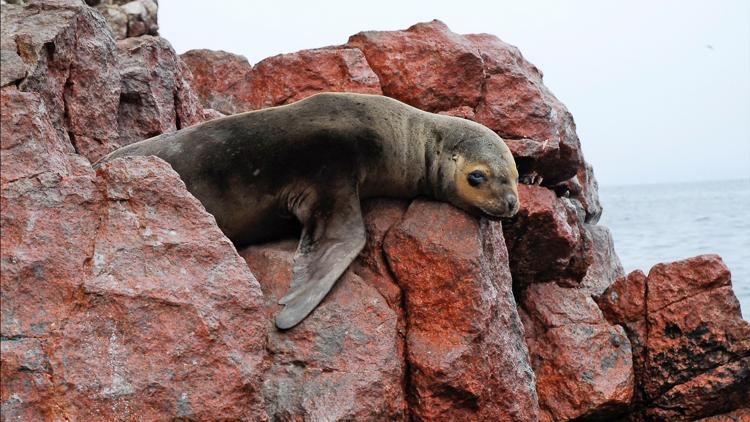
xmin=438 ymin=126 xmax=520 ymax=219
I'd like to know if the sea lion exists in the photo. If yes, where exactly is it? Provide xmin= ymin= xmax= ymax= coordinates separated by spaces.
xmin=96 ymin=92 xmax=520 ymax=329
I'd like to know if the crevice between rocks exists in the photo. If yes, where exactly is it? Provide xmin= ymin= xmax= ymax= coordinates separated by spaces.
xmin=380 ymin=222 xmax=415 ymax=422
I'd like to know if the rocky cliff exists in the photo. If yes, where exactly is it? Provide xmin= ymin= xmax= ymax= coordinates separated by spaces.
xmin=1 ymin=1 xmax=747 ymax=421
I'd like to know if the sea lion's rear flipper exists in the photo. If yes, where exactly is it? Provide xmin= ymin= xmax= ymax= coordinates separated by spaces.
xmin=275 ymin=184 xmax=366 ymax=330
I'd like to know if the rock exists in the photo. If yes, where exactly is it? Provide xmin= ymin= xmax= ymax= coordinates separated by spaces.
xmin=552 ymin=161 xmax=603 ymax=223
xmin=119 ymin=0 xmax=158 ymax=38
xmin=599 ymin=255 xmax=750 ymax=420
xmin=247 ymin=47 xmax=382 ymax=110
xmin=520 ymin=283 xmax=634 ymax=421
xmin=347 ymin=20 xmax=585 ymax=185
xmin=1 ymin=85 xmax=267 ymax=420
xmin=94 ymin=0 xmax=158 ymax=40
xmin=1 ymin=0 xmax=121 ymax=161
xmin=95 ymin=3 xmax=127 ymax=40
xmin=59 ymin=156 xmax=266 ymax=420
xmin=580 ymin=224 xmax=625 ymax=296
xmin=239 ymin=199 xmax=408 ymax=421
xmin=696 ymin=408 xmax=750 ymax=422
xmin=116 ymin=35 xmax=206 ymax=147
xmin=1 ymin=86 xmax=100 ymax=340
xmin=202 ymin=107 xmax=225 ymax=121
xmin=647 ymin=358 xmax=749 ymax=421
xmin=383 ymin=200 xmax=539 ymax=422
xmin=644 ymin=257 xmax=750 ymax=400
xmin=348 ymin=20 xmax=484 ymax=113
xmin=503 ymin=184 xmax=592 ymax=287
xmin=180 ymin=49 xmax=254 ymax=115
xmin=468 ymin=32 xmax=584 ymax=185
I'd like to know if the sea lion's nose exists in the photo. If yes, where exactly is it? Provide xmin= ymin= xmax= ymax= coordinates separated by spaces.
xmin=506 ymin=195 xmax=518 ymax=213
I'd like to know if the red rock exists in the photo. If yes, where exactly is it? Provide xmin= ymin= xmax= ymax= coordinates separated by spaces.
xmin=348 ymin=20 xmax=484 ymax=112
xmin=1 ymin=0 xmax=121 ymax=161
xmin=246 ymin=47 xmax=382 ymax=110
xmin=116 ymin=35 xmax=206 ymax=147
xmin=599 ymin=256 xmax=750 ymax=420
xmin=521 ymin=283 xmax=634 ymax=421
xmin=503 ymin=184 xmax=592 ymax=287
xmin=1 ymin=87 xmax=100 ymax=339
xmin=55 ymin=156 xmax=266 ymax=420
xmin=239 ymin=199 xmax=409 ymax=421
xmin=696 ymin=407 xmax=750 ymax=422
xmin=1 ymin=84 xmax=267 ymax=419
xmin=0 ymin=87 xmax=74 ymax=185
xmin=599 ymin=270 xmax=648 ymax=326
xmin=353 ymin=199 xmax=410 ymax=314
xmin=180 ymin=49 xmax=254 ymax=115
xmin=645 ymin=263 xmax=749 ymax=397
xmin=647 ymin=358 xmax=750 ymax=421
xmin=468 ymin=32 xmax=584 ymax=184
xmin=383 ymin=200 xmax=539 ymax=422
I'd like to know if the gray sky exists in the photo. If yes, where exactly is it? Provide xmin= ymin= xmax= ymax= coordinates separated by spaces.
xmin=160 ymin=0 xmax=750 ymax=187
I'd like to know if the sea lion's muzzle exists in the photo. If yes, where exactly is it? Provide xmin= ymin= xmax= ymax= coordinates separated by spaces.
xmin=505 ymin=194 xmax=519 ymax=216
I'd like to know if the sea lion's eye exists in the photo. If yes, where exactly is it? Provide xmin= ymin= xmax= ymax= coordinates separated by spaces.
xmin=468 ymin=170 xmax=486 ymax=187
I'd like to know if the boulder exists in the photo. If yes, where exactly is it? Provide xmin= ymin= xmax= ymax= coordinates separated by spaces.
xmin=116 ymin=35 xmax=205 ymax=147
xmin=95 ymin=3 xmax=128 ymax=39
xmin=347 ymin=20 xmax=484 ymax=113
xmin=246 ymin=47 xmax=382 ymax=110
xmin=95 ymin=0 xmax=158 ymax=40
xmin=503 ymin=184 xmax=592 ymax=287
xmin=599 ymin=255 xmax=750 ymax=420
xmin=1 ymin=0 xmax=121 ymax=161
xmin=180 ymin=49 xmax=254 ymax=115
xmin=696 ymin=408 xmax=750 ymax=422
xmin=239 ymin=199 xmax=408 ymax=421
xmin=383 ymin=200 xmax=539 ymax=422
xmin=0 ymin=85 xmax=267 ymax=420
xmin=520 ymin=283 xmax=633 ymax=421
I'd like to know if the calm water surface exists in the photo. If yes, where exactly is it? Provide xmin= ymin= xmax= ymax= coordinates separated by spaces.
xmin=599 ymin=179 xmax=750 ymax=319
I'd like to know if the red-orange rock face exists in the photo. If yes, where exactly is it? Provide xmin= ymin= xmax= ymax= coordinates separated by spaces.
xmin=599 ymin=255 xmax=750 ymax=420
xmin=238 ymin=199 xmax=408 ymax=421
xmin=0 ymin=2 xmax=208 ymax=163
xmin=504 ymin=184 xmax=593 ymax=287
xmin=247 ymin=47 xmax=382 ymax=110
xmin=1 ymin=84 xmax=267 ymax=419
xmin=239 ymin=199 xmax=539 ymax=421
xmin=521 ymin=283 xmax=634 ymax=421
xmin=117 ymin=36 xmax=206 ymax=147
xmin=348 ymin=20 xmax=484 ymax=113
xmin=384 ymin=200 xmax=539 ymax=422
xmin=180 ymin=49 xmax=254 ymax=115
xmin=1 ymin=1 xmax=121 ymax=161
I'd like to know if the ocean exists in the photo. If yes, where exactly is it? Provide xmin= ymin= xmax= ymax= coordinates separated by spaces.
xmin=599 ymin=179 xmax=750 ymax=320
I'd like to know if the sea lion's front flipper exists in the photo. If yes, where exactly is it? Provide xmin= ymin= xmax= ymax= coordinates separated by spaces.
xmin=275 ymin=184 xmax=366 ymax=330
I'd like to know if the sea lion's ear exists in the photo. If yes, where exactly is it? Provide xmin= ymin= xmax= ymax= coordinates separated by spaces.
xmin=451 ymin=153 xmax=459 ymax=161
xmin=275 ymin=178 xmax=366 ymax=330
